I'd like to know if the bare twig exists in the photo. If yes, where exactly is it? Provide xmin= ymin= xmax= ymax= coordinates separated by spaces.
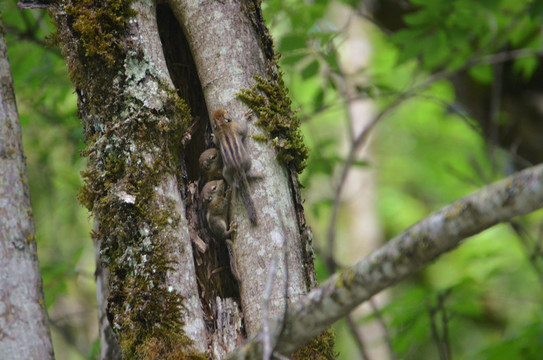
xmin=322 ymin=219 xmax=373 ymax=360
xmin=487 ymin=61 xmax=504 ymax=171
xmin=326 ymin=92 xmax=408 ymax=268
xmin=509 ymin=221 xmax=543 ymax=288
xmin=440 ymin=296 xmax=451 ymax=360
xmin=345 ymin=315 xmax=370 ymax=360
xmin=427 ymin=290 xmax=452 ymax=360
xmin=369 ymin=299 xmax=398 ymax=360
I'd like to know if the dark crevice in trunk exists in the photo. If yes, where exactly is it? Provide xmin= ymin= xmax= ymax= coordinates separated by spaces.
xmin=157 ymin=3 xmax=208 ymax=182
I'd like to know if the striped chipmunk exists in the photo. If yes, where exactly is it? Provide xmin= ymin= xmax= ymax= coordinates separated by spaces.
xmin=211 ymin=109 xmax=260 ymax=225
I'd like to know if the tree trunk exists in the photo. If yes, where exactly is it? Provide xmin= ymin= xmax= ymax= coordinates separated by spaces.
xmin=49 ymin=0 xmax=320 ymax=358
xmin=169 ymin=0 xmax=313 ymax=335
xmin=0 ymin=18 xmax=55 ymax=360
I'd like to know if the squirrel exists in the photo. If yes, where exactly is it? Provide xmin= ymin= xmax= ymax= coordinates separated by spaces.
xmin=201 ymin=179 xmax=237 ymax=240
xmin=199 ymin=147 xmax=223 ymax=182
xmin=211 ymin=109 xmax=259 ymax=224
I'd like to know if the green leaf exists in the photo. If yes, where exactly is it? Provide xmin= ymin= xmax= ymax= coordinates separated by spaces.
xmin=404 ymin=8 xmax=435 ymax=26
xmin=280 ymin=52 xmax=306 ymax=66
xmin=280 ymin=33 xmax=306 ymax=52
xmin=313 ymin=87 xmax=324 ymax=110
xmin=322 ymin=51 xmax=339 ymax=73
xmin=513 ymin=56 xmax=538 ymax=80
xmin=469 ymin=64 xmax=494 ymax=84
xmin=422 ymin=30 xmax=449 ymax=69
xmin=531 ymin=0 xmax=543 ymax=18
xmin=301 ymin=59 xmax=320 ymax=79
xmin=391 ymin=29 xmax=426 ymax=65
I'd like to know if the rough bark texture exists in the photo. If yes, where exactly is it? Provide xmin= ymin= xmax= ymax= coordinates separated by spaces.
xmin=228 ymin=163 xmax=543 ymax=357
xmin=46 ymin=0 xmax=320 ymax=357
xmin=0 ymin=20 xmax=54 ymax=360
xmin=51 ymin=0 xmax=207 ymax=357
xmin=170 ymin=0 xmax=310 ymax=336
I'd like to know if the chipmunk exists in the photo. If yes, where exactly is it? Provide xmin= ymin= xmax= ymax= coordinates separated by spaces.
xmin=201 ymin=179 xmax=236 ymax=240
xmin=199 ymin=147 xmax=223 ymax=182
xmin=211 ymin=109 xmax=258 ymax=224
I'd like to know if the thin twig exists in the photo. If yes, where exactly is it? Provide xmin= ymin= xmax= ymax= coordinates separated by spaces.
xmin=369 ymin=299 xmax=398 ymax=360
xmin=488 ymin=61 xmax=503 ymax=171
xmin=427 ymin=289 xmax=451 ymax=360
xmin=509 ymin=221 xmax=543 ymax=288
xmin=440 ymin=296 xmax=451 ymax=360
xmin=323 ymin=235 xmax=374 ymax=360
xmin=301 ymin=45 xmax=543 ymax=124
xmin=428 ymin=305 xmax=442 ymax=359
xmin=327 ymin=92 xmax=408 ymax=266
xmin=345 ymin=315 xmax=370 ymax=360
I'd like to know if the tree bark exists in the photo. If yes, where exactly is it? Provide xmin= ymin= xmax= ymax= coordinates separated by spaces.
xmin=170 ymin=0 xmax=310 ymax=336
xmin=0 ymin=19 xmax=54 ymax=360
xmin=49 ymin=0 xmax=316 ymax=358
xmin=51 ymin=0 xmax=208 ymax=357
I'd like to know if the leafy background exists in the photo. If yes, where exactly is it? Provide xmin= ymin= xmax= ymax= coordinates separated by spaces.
xmin=3 ymin=0 xmax=543 ymax=358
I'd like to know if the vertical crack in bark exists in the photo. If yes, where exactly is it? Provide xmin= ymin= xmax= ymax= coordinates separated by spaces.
xmin=157 ymin=3 xmax=208 ymax=182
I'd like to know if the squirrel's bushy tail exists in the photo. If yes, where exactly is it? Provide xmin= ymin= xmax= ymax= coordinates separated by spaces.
xmin=238 ymin=174 xmax=257 ymax=224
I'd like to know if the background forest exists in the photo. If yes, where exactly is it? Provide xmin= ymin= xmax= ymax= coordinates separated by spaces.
xmin=3 ymin=0 xmax=543 ymax=359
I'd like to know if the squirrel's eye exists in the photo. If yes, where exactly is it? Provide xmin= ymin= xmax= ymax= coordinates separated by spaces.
xmin=212 ymin=185 xmax=216 ymax=191
xmin=211 ymin=155 xmax=216 ymax=160
xmin=225 ymin=118 xmax=231 ymax=123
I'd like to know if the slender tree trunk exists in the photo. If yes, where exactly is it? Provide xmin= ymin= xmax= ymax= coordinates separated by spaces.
xmin=0 ymin=19 xmax=54 ymax=360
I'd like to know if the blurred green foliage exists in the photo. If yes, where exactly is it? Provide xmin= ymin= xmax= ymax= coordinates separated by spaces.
xmin=3 ymin=0 xmax=543 ymax=359
xmin=264 ymin=0 xmax=543 ymax=359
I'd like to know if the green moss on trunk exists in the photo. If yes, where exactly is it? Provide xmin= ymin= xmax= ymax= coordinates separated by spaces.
xmin=52 ymin=1 xmax=205 ymax=358
xmin=238 ymin=73 xmax=309 ymax=174
xmin=291 ymin=328 xmax=338 ymax=360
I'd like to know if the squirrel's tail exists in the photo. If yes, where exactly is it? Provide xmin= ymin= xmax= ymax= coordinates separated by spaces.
xmin=239 ymin=174 xmax=257 ymax=225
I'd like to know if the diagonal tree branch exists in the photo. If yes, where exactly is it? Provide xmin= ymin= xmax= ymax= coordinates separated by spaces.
xmin=228 ymin=163 xmax=543 ymax=358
